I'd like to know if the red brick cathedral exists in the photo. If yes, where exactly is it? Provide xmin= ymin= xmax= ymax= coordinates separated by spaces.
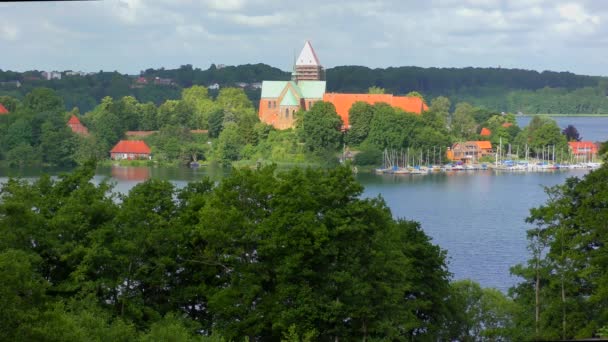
xmin=258 ymin=41 xmax=428 ymax=130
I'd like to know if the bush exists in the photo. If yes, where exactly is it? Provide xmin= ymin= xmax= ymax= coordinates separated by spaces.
xmin=354 ymin=147 xmax=382 ymax=166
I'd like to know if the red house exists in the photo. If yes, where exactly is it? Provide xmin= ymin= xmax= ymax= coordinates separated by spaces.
xmin=110 ymin=140 xmax=152 ymax=160
xmin=568 ymin=141 xmax=598 ymax=158
xmin=67 ymin=115 xmax=89 ymax=135
xmin=480 ymin=127 xmax=492 ymax=136
xmin=0 ymin=103 xmax=9 ymax=115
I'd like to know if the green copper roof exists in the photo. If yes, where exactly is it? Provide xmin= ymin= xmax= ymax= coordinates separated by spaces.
xmin=261 ymin=80 xmax=326 ymax=99
xmin=298 ymin=81 xmax=326 ymax=98
xmin=261 ymin=81 xmax=288 ymax=98
xmin=280 ymin=89 xmax=299 ymax=106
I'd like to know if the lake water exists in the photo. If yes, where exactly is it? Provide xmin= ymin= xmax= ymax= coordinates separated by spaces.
xmin=0 ymin=116 xmax=606 ymax=292
xmin=515 ymin=115 xmax=608 ymax=142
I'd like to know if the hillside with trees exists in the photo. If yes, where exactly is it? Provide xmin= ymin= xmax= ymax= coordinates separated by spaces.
xmin=2 ymin=64 xmax=608 ymax=114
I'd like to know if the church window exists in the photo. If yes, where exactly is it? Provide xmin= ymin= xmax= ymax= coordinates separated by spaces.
xmin=285 ymin=108 xmax=289 ymax=118
xmin=268 ymin=100 xmax=271 ymax=109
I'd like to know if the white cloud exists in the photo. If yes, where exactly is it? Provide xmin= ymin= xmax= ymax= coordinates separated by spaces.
xmin=229 ymin=13 xmax=288 ymax=27
xmin=204 ymin=0 xmax=245 ymax=11
xmin=555 ymin=3 xmax=600 ymax=34
xmin=0 ymin=24 xmax=19 ymax=41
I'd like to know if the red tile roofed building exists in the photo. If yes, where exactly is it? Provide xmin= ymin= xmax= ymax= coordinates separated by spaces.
xmin=568 ymin=141 xmax=598 ymax=158
xmin=67 ymin=115 xmax=89 ymax=135
xmin=0 ymin=103 xmax=9 ymax=115
xmin=501 ymin=122 xmax=513 ymax=128
xmin=480 ymin=127 xmax=492 ymax=136
xmin=322 ymin=93 xmax=428 ymax=127
xmin=448 ymin=141 xmax=494 ymax=163
xmin=110 ymin=140 xmax=152 ymax=160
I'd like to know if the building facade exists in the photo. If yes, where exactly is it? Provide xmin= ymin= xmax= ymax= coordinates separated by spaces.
xmin=258 ymin=80 xmax=326 ymax=129
xmin=448 ymin=141 xmax=494 ymax=163
xmin=110 ymin=140 xmax=152 ymax=160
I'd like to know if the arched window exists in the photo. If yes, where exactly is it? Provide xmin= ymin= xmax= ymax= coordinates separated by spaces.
xmin=285 ymin=108 xmax=289 ymax=118
xmin=268 ymin=100 xmax=271 ymax=109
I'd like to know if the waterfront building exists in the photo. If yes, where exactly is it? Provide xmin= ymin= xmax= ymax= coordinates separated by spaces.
xmin=448 ymin=141 xmax=494 ymax=163
xmin=67 ymin=115 xmax=89 ymax=135
xmin=568 ymin=141 xmax=598 ymax=160
xmin=110 ymin=140 xmax=152 ymax=160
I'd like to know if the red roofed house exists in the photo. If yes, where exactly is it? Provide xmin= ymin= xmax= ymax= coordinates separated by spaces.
xmin=67 ymin=115 xmax=89 ymax=135
xmin=448 ymin=141 xmax=494 ymax=163
xmin=501 ymin=122 xmax=513 ymax=128
xmin=480 ymin=127 xmax=492 ymax=137
xmin=322 ymin=93 xmax=428 ymax=128
xmin=0 ymin=103 xmax=9 ymax=115
xmin=110 ymin=140 xmax=152 ymax=160
xmin=568 ymin=141 xmax=598 ymax=160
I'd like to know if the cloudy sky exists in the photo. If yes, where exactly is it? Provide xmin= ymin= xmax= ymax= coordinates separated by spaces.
xmin=1 ymin=0 xmax=606 ymax=76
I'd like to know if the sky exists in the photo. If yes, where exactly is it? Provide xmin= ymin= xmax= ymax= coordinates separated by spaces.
xmin=1 ymin=0 xmax=606 ymax=76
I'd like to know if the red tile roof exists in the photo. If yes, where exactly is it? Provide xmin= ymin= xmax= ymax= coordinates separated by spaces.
xmin=322 ymin=93 xmax=428 ymax=127
xmin=68 ymin=115 xmax=82 ymax=124
xmin=0 ymin=103 xmax=9 ymax=115
xmin=474 ymin=141 xmax=493 ymax=150
xmin=480 ymin=127 xmax=492 ymax=136
xmin=501 ymin=122 xmax=513 ymax=128
xmin=568 ymin=141 xmax=598 ymax=155
xmin=110 ymin=140 xmax=151 ymax=154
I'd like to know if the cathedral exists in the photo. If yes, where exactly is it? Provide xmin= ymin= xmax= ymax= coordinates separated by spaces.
xmin=258 ymin=41 xmax=428 ymax=130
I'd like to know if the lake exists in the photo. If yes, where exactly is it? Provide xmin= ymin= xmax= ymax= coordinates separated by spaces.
xmin=0 ymin=116 xmax=606 ymax=292
xmin=516 ymin=115 xmax=608 ymax=142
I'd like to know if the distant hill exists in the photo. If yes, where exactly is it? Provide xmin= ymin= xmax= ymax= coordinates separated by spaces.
xmin=1 ymin=64 xmax=608 ymax=114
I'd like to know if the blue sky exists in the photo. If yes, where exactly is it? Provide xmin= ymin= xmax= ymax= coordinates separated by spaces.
xmin=1 ymin=0 xmax=606 ymax=76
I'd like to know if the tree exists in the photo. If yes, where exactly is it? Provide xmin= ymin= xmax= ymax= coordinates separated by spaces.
xmin=208 ymin=109 xmax=225 ymax=138
xmin=511 ymin=165 xmax=608 ymax=339
xmin=406 ymin=91 xmax=424 ymax=100
xmin=23 ymin=87 xmax=64 ymax=113
xmin=364 ymin=103 xmax=409 ymax=150
xmin=298 ymin=101 xmax=343 ymax=156
xmin=345 ymin=101 xmax=374 ymax=145
xmin=562 ymin=124 xmax=581 ymax=142
xmin=451 ymin=102 xmax=478 ymax=140
xmin=182 ymin=85 xmax=216 ymax=129
xmin=368 ymin=86 xmax=385 ymax=94
xmin=214 ymin=122 xmax=243 ymax=163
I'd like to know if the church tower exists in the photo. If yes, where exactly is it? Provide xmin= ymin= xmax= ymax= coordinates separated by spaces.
xmin=294 ymin=40 xmax=324 ymax=82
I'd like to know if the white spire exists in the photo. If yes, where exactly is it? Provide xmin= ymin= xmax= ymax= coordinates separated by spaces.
xmin=296 ymin=40 xmax=320 ymax=66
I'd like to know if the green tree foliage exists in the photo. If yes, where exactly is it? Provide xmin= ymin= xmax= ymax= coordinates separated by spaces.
xmin=0 ymin=163 xmax=454 ymax=340
xmin=451 ymin=102 xmax=478 ymax=140
xmin=367 ymin=86 xmax=385 ymax=94
xmin=207 ymin=108 xmax=225 ymax=138
xmin=511 ymin=164 xmax=608 ymax=339
xmin=345 ymin=101 xmax=374 ymax=145
xmin=514 ymin=116 xmax=568 ymax=159
xmin=298 ymin=101 xmax=343 ymax=156
xmin=213 ymin=122 xmax=243 ymax=163
xmin=442 ymin=280 xmax=516 ymax=341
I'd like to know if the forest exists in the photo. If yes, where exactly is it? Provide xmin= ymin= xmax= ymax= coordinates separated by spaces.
xmin=2 ymin=64 xmax=608 ymax=114
xmin=1 ymin=161 xmax=608 ymax=340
